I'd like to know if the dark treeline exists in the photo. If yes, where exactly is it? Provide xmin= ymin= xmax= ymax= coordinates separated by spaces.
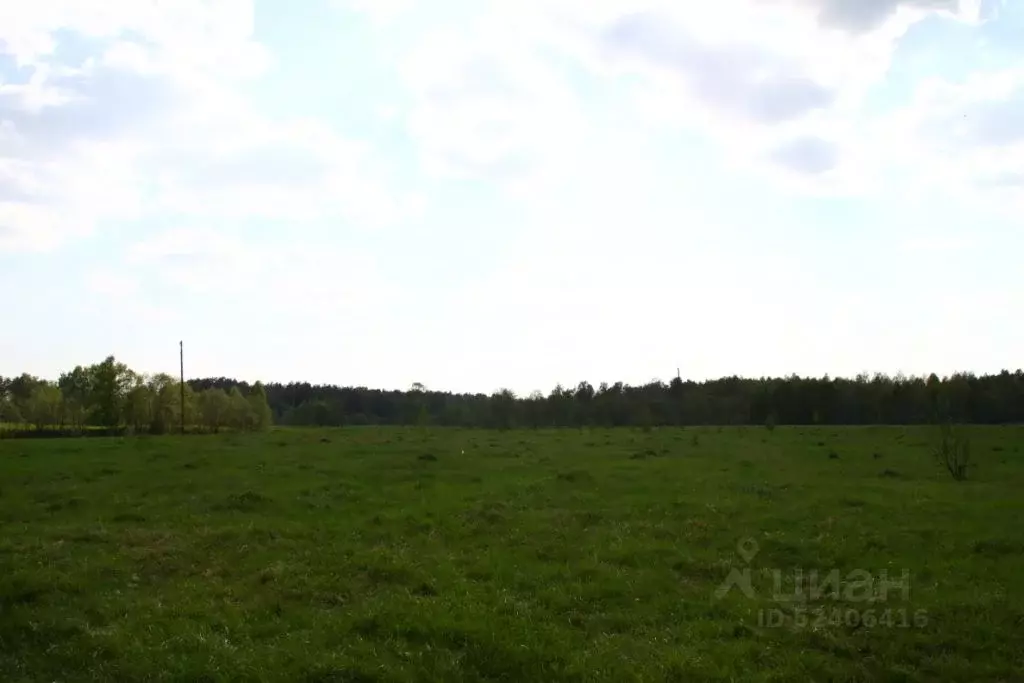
xmin=193 ymin=370 xmax=1024 ymax=428
xmin=3 ymin=358 xmax=1022 ymax=432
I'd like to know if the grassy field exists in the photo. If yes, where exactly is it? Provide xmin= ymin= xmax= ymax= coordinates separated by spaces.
xmin=1 ymin=426 xmax=1022 ymax=682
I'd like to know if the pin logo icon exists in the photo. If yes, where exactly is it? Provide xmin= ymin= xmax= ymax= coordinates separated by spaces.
xmin=737 ymin=538 xmax=759 ymax=564
xmin=713 ymin=538 xmax=760 ymax=600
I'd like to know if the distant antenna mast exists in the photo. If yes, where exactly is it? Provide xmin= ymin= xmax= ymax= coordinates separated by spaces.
xmin=179 ymin=341 xmax=185 ymax=435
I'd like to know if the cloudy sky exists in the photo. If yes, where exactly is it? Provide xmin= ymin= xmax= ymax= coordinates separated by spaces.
xmin=1 ymin=0 xmax=1021 ymax=395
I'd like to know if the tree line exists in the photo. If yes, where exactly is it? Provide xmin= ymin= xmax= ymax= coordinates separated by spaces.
xmin=3 ymin=358 xmax=1022 ymax=435
xmin=0 ymin=356 xmax=271 ymax=435
xmin=203 ymin=369 xmax=1024 ymax=428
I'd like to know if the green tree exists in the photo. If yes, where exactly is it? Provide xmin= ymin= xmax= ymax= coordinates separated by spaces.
xmin=228 ymin=387 xmax=254 ymax=431
xmin=491 ymin=388 xmax=517 ymax=430
xmin=148 ymin=374 xmax=180 ymax=434
xmin=247 ymin=382 xmax=273 ymax=431
xmin=0 ymin=396 xmax=23 ymax=426
xmin=408 ymin=382 xmax=428 ymax=426
xmin=125 ymin=379 xmax=154 ymax=433
xmin=89 ymin=356 xmax=133 ymax=427
xmin=9 ymin=373 xmax=44 ymax=418
xmin=25 ymin=384 xmax=64 ymax=430
xmin=199 ymin=388 xmax=231 ymax=433
xmin=524 ymin=391 xmax=545 ymax=428
xmin=0 ymin=376 xmax=20 ymax=426
xmin=58 ymin=365 xmax=93 ymax=430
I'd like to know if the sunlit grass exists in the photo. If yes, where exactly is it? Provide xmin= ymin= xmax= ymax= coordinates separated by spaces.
xmin=1 ymin=426 xmax=1022 ymax=681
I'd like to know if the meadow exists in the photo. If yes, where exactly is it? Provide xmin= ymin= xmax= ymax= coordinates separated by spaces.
xmin=1 ymin=426 xmax=1022 ymax=682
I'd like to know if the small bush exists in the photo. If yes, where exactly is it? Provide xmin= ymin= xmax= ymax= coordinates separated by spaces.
xmin=933 ymin=423 xmax=972 ymax=481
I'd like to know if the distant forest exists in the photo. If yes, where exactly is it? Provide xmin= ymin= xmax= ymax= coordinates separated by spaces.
xmin=2 ymin=356 xmax=1023 ymax=432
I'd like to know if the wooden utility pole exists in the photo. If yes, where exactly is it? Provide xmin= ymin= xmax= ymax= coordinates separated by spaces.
xmin=179 ymin=341 xmax=185 ymax=435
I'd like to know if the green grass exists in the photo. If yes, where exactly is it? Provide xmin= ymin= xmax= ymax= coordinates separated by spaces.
xmin=1 ymin=426 xmax=1022 ymax=682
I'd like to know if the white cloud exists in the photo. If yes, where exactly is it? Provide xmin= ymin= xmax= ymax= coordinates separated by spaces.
xmin=0 ymin=0 xmax=270 ymax=73
xmin=133 ymin=233 xmax=258 ymax=298
xmin=399 ymin=21 xmax=592 ymax=196
xmin=345 ymin=0 xmax=996 ymax=201
xmin=560 ymin=0 xmax=983 ymax=186
xmin=339 ymin=0 xmax=416 ymax=24
xmin=84 ymin=268 xmax=135 ymax=297
xmin=769 ymin=135 xmax=842 ymax=175
xmin=0 ymin=134 xmax=145 ymax=251
xmin=326 ymin=0 xmax=1022 ymax=389
xmin=119 ymin=227 xmax=403 ymax=323
xmin=869 ymin=67 xmax=1024 ymax=212
xmin=807 ymin=0 xmax=975 ymax=32
xmin=0 ymin=1 xmax=409 ymax=253
xmin=83 ymin=267 xmax=175 ymax=324
xmin=126 ymin=227 xmax=239 ymax=264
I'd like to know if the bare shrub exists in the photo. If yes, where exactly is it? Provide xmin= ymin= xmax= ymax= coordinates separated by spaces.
xmin=934 ymin=422 xmax=972 ymax=481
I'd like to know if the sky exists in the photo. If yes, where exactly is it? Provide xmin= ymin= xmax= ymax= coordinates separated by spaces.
xmin=0 ymin=0 xmax=1022 ymax=396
